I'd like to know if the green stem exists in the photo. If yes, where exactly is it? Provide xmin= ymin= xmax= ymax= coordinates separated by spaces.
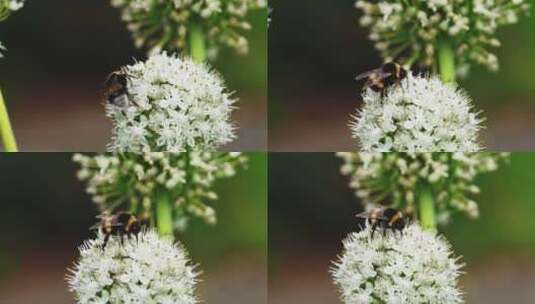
xmin=156 ymin=191 xmax=174 ymax=240
xmin=0 ymin=88 xmax=18 ymax=152
xmin=418 ymin=185 xmax=437 ymax=231
xmin=438 ymin=39 xmax=456 ymax=84
xmin=189 ymin=23 xmax=206 ymax=63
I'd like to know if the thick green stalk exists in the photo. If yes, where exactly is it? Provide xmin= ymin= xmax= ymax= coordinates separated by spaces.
xmin=0 ymin=88 xmax=18 ymax=152
xmin=438 ymin=39 xmax=456 ymax=84
xmin=189 ymin=23 xmax=206 ymax=63
xmin=156 ymin=191 xmax=174 ymax=240
xmin=418 ymin=185 xmax=437 ymax=231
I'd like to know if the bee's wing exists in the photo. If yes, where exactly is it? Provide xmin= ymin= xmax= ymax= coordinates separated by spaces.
xmin=354 ymin=211 xmax=369 ymax=218
xmin=355 ymin=211 xmax=387 ymax=220
xmin=356 ymin=68 xmax=393 ymax=81
xmin=356 ymin=69 xmax=378 ymax=81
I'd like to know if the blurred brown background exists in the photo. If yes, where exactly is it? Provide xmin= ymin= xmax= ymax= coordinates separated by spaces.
xmin=0 ymin=153 xmax=267 ymax=303
xmin=268 ymin=0 xmax=535 ymax=151
xmin=0 ymin=1 xmax=267 ymax=151
xmin=269 ymin=153 xmax=535 ymax=303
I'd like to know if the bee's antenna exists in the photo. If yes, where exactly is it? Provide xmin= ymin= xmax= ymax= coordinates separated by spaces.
xmin=119 ymin=66 xmax=137 ymax=79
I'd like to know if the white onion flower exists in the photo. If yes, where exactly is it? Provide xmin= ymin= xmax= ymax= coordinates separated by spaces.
xmin=107 ymin=52 xmax=236 ymax=152
xmin=73 ymin=152 xmax=246 ymax=227
xmin=337 ymin=152 xmax=507 ymax=223
xmin=356 ymin=0 xmax=530 ymax=71
xmin=110 ymin=0 xmax=266 ymax=56
xmin=68 ymin=229 xmax=198 ymax=304
xmin=352 ymin=74 xmax=482 ymax=152
xmin=0 ymin=0 xmax=24 ymax=58
xmin=332 ymin=224 xmax=464 ymax=304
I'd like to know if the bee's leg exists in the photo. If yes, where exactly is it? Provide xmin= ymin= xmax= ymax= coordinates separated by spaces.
xmin=357 ymin=221 xmax=365 ymax=232
xmin=371 ymin=224 xmax=377 ymax=238
xmin=119 ymin=231 xmax=124 ymax=245
xmin=102 ymin=234 xmax=110 ymax=250
xmin=383 ymin=228 xmax=387 ymax=237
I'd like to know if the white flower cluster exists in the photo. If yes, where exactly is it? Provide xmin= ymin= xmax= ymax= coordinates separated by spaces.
xmin=110 ymin=0 xmax=266 ymax=56
xmin=356 ymin=0 xmax=530 ymax=71
xmin=0 ymin=0 xmax=24 ymax=58
xmin=352 ymin=74 xmax=482 ymax=152
xmin=332 ymin=224 xmax=463 ymax=304
xmin=107 ymin=52 xmax=236 ymax=152
xmin=68 ymin=229 xmax=198 ymax=304
xmin=74 ymin=152 xmax=246 ymax=226
xmin=337 ymin=152 xmax=507 ymax=222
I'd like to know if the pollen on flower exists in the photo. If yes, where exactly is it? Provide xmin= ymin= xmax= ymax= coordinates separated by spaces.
xmin=73 ymin=152 xmax=247 ymax=228
xmin=355 ymin=0 xmax=530 ymax=72
xmin=337 ymin=152 xmax=508 ymax=224
xmin=67 ymin=229 xmax=198 ymax=304
xmin=351 ymin=74 xmax=482 ymax=152
xmin=106 ymin=52 xmax=236 ymax=152
xmin=331 ymin=224 xmax=464 ymax=304
xmin=110 ymin=0 xmax=266 ymax=56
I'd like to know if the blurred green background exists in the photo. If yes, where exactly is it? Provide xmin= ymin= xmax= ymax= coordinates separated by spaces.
xmin=0 ymin=152 xmax=267 ymax=303
xmin=0 ymin=1 xmax=267 ymax=151
xmin=269 ymin=153 xmax=535 ymax=304
xmin=269 ymin=0 xmax=535 ymax=151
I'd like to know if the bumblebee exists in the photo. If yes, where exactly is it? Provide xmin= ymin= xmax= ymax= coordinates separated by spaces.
xmin=103 ymin=70 xmax=130 ymax=108
xmin=91 ymin=212 xmax=148 ymax=249
xmin=355 ymin=207 xmax=407 ymax=237
xmin=356 ymin=62 xmax=408 ymax=94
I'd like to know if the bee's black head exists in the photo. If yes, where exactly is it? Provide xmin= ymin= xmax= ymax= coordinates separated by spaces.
xmin=130 ymin=221 xmax=142 ymax=235
xmin=139 ymin=217 xmax=150 ymax=227
xmin=132 ymin=217 xmax=150 ymax=235
xmin=383 ymin=208 xmax=399 ymax=219
xmin=382 ymin=62 xmax=407 ymax=80
xmin=381 ymin=62 xmax=397 ymax=73
xmin=384 ymin=208 xmax=407 ymax=230
xmin=106 ymin=72 xmax=128 ymax=87
xmin=391 ymin=218 xmax=407 ymax=230
xmin=116 ymin=212 xmax=133 ymax=224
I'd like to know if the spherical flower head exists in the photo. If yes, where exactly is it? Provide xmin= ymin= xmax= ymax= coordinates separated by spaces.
xmin=68 ymin=229 xmax=198 ymax=304
xmin=107 ymin=52 xmax=236 ymax=152
xmin=356 ymin=0 xmax=530 ymax=72
xmin=73 ymin=152 xmax=247 ymax=227
xmin=332 ymin=224 xmax=464 ymax=304
xmin=337 ymin=152 xmax=508 ymax=223
xmin=352 ymin=74 xmax=482 ymax=152
xmin=110 ymin=0 xmax=266 ymax=57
